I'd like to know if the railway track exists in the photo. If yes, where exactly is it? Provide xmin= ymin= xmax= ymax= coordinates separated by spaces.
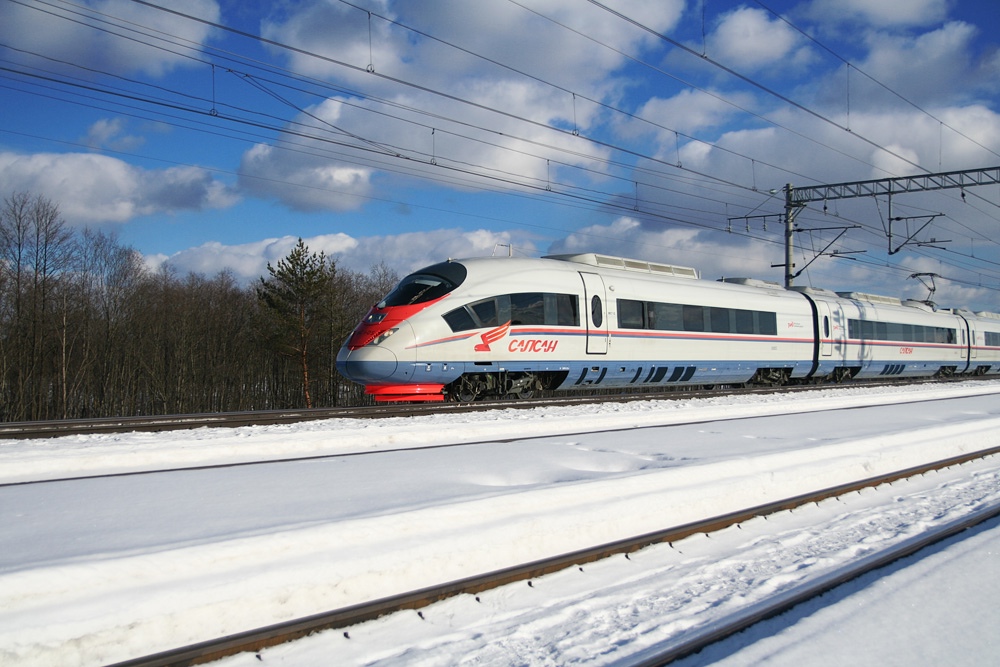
xmin=107 ymin=443 xmax=1000 ymax=667
xmin=6 ymin=381 xmax=993 ymax=488
xmin=633 ymin=501 xmax=1000 ymax=666
xmin=0 ymin=377 xmax=978 ymax=439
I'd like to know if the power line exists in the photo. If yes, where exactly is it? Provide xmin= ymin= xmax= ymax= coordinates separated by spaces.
xmin=751 ymin=0 xmax=1000 ymax=165
xmin=581 ymin=0 xmax=941 ymax=178
xmin=3 ymin=0 xmax=1000 ymax=299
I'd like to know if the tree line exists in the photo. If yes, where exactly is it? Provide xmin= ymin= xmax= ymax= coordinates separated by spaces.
xmin=0 ymin=192 xmax=399 ymax=422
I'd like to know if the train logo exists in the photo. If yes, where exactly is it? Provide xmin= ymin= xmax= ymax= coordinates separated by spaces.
xmin=475 ymin=321 xmax=511 ymax=352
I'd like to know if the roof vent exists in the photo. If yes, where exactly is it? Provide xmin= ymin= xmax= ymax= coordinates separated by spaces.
xmin=836 ymin=291 xmax=902 ymax=307
xmin=787 ymin=285 xmax=840 ymax=297
xmin=903 ymin=299 xmax=936 ymax=312
xmin=545 ymin=253 xmax=698 ymax=279
xmin=720 ymin=277 xmax=784 ymax=289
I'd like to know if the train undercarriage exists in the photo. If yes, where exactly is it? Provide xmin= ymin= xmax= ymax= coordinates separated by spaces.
xmin=439 ymin=362 xmax=988 ymax=402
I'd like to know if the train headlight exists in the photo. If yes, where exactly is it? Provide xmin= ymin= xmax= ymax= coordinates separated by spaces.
xmin=365 ymin=312 xmax=387 ymax=324
xmin=371 ymin=327 xmax=398 ymax=346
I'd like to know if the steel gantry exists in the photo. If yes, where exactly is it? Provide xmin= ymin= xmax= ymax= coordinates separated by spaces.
xmin=778 ymin=166 xmax=1000 ymax=287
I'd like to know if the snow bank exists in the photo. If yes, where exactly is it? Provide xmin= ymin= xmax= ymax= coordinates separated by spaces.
xmin=1 ymin=381 xmax=999 ymax=666
xmin=1 ymin=382 xmax=996 ymax=484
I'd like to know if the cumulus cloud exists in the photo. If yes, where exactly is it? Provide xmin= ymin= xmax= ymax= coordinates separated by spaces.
xmin=155 ymin=228 xmax=537 ymax=282
xmin=262 ymin=0 xmax=682 ymax=96
xmin=805 ymin=0 xmax=950 ymax=28
xmin=854 ymin=21 xmax=982 ymax=107
xmin=0 ymin=0 xmax=220 ymax=77
xmin=623 ymin=89 xmax=754 ymax=142
xmin=154 ymin=234 xmax=357 ymax=281
xmin=707 ymin=7 xmax=813 ymax=73
xmin=80 ymin=119 xmax=145 ymax=152
xmin=547 ymin=216 xmax=769 ymax=279
xmin=0 ymin=151 xmax=237 ymax=224
xmin=542 ymin=215 xmax=994 ymax=310
xmin=238 ymin=142 xmax=375 ymax=213
xmin=244 ymin=0 xmax=685 ymax=210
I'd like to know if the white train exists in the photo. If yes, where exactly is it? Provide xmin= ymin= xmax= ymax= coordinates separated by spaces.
xmin=337 ymin=253 xmax=1000 ymax=401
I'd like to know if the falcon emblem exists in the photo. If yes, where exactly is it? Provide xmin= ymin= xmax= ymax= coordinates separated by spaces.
xmin=475 ymin=320 xmax=511 ymax=352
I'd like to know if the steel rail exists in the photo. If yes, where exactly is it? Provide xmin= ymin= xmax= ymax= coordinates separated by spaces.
xmin=0 ymin=377 xmax=974 ymax=439
xmin=6 ymin=380 xmax=990 ymax=488
xmin=630 ymin=500 xmax=1000 ymax=666
xmin=107 ymin=444 xmax=1000 ymax=667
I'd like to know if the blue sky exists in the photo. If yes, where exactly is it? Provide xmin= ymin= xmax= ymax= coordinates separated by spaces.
xmin=3 ymin=0 xmax=1000 ymax=310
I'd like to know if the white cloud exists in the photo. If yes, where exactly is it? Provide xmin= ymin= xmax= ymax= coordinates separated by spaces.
xmin=262 ymin=0 xmax=683 ymax=95
xmin=542 ymin=215 xmax=995 ymax=311
xmin=244 ymin=0 xmax=686 ymax=211
xmin=155 ymin=234 xmax=357 ymax=280
xmin=0 ymin=0 xmax=220 ymax=77
xmin=237 ymin=143 xmax=374 ymax=212
xmin=156 ymin=228 xmax=536 ymax=282
xmin=625 ymin=89 xmax=753 ymax=141
xmin=0 ymin=151 xmax=237 ymax=224
xmin=805 ymin=0 xmax=950 ymax=28
xmin=547 ymin=216 xmax=769 ymax=279
xmin=855 ymin=21 xmax=981 ymax=106
xmin=707 ymin=7 xmax=812 ymax=73
xmin=81 ymin=119 xmax=145 ymax=152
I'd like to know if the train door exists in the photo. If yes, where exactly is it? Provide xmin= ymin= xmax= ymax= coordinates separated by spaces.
xmin=579 ymin=272 xmax=608 ymax=354
xmin=817 ymin=302 xmax=833 ymax=357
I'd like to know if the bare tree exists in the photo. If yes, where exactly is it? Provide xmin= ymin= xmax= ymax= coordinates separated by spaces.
xmin=0 ymin=192 xmax=74 ymax=420
xmin=0 ymin=193 xmax=404 ymax=419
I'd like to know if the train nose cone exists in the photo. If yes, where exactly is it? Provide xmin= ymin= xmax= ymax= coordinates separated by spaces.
xmin=337 ymin=344 xmax=398 ymax=382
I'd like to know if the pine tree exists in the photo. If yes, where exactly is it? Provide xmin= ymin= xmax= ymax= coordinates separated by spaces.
xmin=256 ymin=238 xmax=335 ymax=408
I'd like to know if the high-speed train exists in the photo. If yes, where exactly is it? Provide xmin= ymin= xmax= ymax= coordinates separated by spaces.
xmin=336 ymin=253 xmax=1000 ymax=402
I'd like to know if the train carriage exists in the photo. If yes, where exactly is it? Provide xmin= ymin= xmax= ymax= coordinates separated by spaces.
xmin=966 ymin=310 xmax=1000 ymax=375
xmin=594 ymin=264 xmax=816 ymax=388
xmin=339 ymin=253 xmax=817 ymax=401
xmin=337 ymin=252 xmax=992 ymax=402
xmin=795 ymin=289 xmax=969 ymax=381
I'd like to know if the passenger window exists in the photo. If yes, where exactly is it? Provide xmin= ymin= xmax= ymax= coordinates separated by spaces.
xmin=757 ymin=312 xmax=777 ymax=336
xmin=709 ymin=307 xmax=730 ymax=333
xmin=683 ymin=305 xmax=705 ymax=332
xmin=471 ymin=299 xmax=499 ymax=327
xmin=443 ymin=307 xmax=476 ymax=332
xmin=617 ymin=299 xmax=644 ymax=329
xmin=735 ymin=309 xmax=754 ymax=334
xmin=591 ymin=295 xmax=603 ymax=328
xmin=510 ymin=293 xmax=545 ymax=325
xmin=554 ymin=293 xmax=579 ymax=326
xmin=823 ymin=316 xmax=830 ymax=338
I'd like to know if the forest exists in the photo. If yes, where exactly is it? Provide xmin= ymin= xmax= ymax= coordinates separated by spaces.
xmin=0 ymin=192 xmax=399 ymax=422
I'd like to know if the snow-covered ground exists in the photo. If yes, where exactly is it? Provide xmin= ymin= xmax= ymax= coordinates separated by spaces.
xmin=1 ymin=381 xmax=999 ymax=666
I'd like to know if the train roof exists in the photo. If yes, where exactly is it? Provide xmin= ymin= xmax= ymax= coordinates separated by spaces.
xmin=543 ymin=253 xmax=699 ymax=279
xmin=786 ymin=285 xmax=840 ymax=297
xmin=835 ymin=291 xmax=903 ymax=306
xmin=718 ymin=277 xmax=784 ymax=289
xmin=450 ymin=255 xmax=997 ymax=315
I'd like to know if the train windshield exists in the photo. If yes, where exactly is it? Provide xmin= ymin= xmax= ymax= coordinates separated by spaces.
xmin=378 ymin=261 xmax=467 ymax=307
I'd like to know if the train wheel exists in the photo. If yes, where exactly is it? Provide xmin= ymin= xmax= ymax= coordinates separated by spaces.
xmin=455 ymin=388 xmax=478 ymax=402
xmin=452 ymin=377 xmax=482 ymax=402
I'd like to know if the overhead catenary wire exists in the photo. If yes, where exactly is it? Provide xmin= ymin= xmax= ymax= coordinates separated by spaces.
xmin=21 ymin=0 xmax=783 ymax=198
xmin=751 ymin=0 xmax=1000 ymax=165
xmin=2 ymin=0 xmax=999 ymax=298
xmin=32 ymin=0 xmax=1000 ymax=218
